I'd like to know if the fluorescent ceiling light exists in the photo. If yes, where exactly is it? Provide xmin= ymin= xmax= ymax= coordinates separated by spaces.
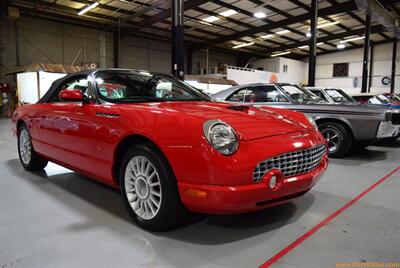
xmin=271 ymin=51 xmax=291 ymax=57
xmin=199 ymin=20 xmax=212 ymax=26
xmin=233 ymin=42 xmax=254 ymax=49
xmin=254 ymin=11 xmax=266 ymax=19
xmin=260 ymin=34 xmax=274 ymax=39
xmin=276 ymin=30 xmax=290 ymax=35
xmin=298 ymin=42 xmax=324 ymax=49
xmin=340 ymin=36 xmax=365 ymax=43
xmin=219 ymin=9 xmax=237 ymax=17
xmin=202 ymin=16 xmax=219 ymax=23
xmin=78 ymin=2 xmax=99 ymax=15
xmin=318 ymin=21 xmax=339 ymax=29
xmin=337 ymin=44 xmax=346 ymax=49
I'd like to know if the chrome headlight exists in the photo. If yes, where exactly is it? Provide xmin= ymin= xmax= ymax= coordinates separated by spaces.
xmin=203 ymin=120 xmax=239 ymax=155
xmin=306 ymin=115 xmax=318 ymax=130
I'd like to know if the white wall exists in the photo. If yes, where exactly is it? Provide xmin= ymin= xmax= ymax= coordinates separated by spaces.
xmin=306 ymin=42 xmax=400 ymax=94
xmin=252 ymin=57 xmax=306 ymax=84
xmin=279 ymin=57 xmax=307 ymax=84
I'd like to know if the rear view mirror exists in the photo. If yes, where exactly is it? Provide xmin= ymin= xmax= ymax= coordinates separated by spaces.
xmin=59 ymin=89 xmax=84 ymax=102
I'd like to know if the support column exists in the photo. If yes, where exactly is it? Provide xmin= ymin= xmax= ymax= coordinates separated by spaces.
xmin=113 ymin=28 xmax=120 ymax=68
xmin=368 ymin=44 xmax=374 ymax=92
xmin=171 ymin=0 xmax=184 ymax=80
xmin=361 ymin=13 xmax=371 ymax=93
xmin=186 ymin=46 xmax=193 ymax=75
xmin=308 ymin=0 xmax=318 ymax=87
xmin=391 ymin=38 xmax=397 ymax=94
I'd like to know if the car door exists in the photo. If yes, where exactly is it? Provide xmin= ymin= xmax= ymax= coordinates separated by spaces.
xmin=37 ymin=75 xmax=98 ymax=173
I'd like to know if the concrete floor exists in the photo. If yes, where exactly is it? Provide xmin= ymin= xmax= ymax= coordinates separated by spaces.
xmin=0 ymin=118 xmax=399 ymax=268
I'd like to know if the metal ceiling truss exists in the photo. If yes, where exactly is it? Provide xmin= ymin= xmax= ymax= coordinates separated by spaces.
xmin=8 ymin=0 xmax=400 ymax=60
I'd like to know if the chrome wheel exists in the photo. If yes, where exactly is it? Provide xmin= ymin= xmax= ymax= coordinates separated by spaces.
xmin=321 ymin=128 xmax=342 ymax=153
xmin=124 ymin=155 xmax=162 ymax=220
xmin=19 ymin=128 xmax=32 ymax=165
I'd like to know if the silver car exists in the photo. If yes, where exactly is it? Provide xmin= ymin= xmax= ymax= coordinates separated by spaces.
xmin=212 ymin=83 xmax=400 ymax=158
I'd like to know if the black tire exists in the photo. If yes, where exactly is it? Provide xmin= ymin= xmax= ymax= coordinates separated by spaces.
xmin=119 ymin=142 xmax=187 ymax=231
xmin=18 ymin=124 xmax=48 ymax=170
xmin=318 ymin=122 xmax=353 ymax=158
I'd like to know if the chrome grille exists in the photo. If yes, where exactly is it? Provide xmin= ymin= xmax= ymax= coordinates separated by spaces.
xmin=253 ymin=145 xmax=326 ymax=183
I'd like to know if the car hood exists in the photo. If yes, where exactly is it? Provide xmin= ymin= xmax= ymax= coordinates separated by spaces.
xmin=118 ymin=101 xmax=312 ymax=141
xmin=267 ymin=102 xmax=391 ymax=115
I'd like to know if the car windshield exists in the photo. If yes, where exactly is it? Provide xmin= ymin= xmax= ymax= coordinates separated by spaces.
xmin=95 ymin=71 xmax=211 ymax=103
xmin=376 ymin=94 xmax=391 ymax=104
xmin=280 ymin=85 xmax=322 ymax=104
xmin=326 ymin=89 xmax=356 ymax=103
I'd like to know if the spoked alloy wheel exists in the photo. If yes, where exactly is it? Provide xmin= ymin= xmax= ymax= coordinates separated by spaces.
xmin=318 ymin=122 xmax=353 ymax=158
xmin=124 ymin=156 xmax=162 ymax=220
xmin=17 ymin=124 xmax=48 ymax=170
xmin=321 ymin=128 xmax=342 ymax=154
xmin=19 ymin=128 xmax=32 ymax=165
xmin=119 ymin=143 xmax=187 ymax=231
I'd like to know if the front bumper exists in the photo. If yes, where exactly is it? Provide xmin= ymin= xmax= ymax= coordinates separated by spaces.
xmin=376 ymin=121 xmax=400 ymax=138
xmin=178 ymin=154 xmax=328 ymax=214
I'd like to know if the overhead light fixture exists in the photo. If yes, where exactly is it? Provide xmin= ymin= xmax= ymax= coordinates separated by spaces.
xmin=276 ymin=30 xmax=290 ymax=35
xmin=219 ymin=9 xmax=237 ymax=17
xmin=199 ymin=20 xmax=212 ymax=26
xmin=254 ymin=11 xmax=266 ymax=19
xmin=340 ymin=36 xmax=365 ymax=43
xmin=271 ymin=51 xmax=291 ymax=57
xmin=260 ymin=34 xmax=274 ymax=39
xmin=337 ymin=44 xmax=346 ymax=49
xmin=298 ymin=42 xmax=324 ymax=49
xmin=78 ymin=2 xmax=99 ymax=15
xmin=317 ymin=21 xmax=339 ymax=29
xmin=233 ymin=42 xmax=254 ymax=49
xmin=306 ymin=32 xmax=312 ymax=37
xmin=202 ymin=16 xmax=219 ymax=23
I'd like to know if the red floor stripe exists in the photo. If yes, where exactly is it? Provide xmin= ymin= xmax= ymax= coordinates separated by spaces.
xmin=260 ymin=165 xmax=400 ymax=268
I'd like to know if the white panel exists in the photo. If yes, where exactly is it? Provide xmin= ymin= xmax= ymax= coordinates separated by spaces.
xmin=17 ymin=72 xmax=39 ymax=104
xmin=226 ymin=67 xmax=279 ymax=84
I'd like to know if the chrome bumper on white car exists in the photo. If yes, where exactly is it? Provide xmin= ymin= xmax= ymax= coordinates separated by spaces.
xmin=376 ymin=121 xmax=400 ymax=138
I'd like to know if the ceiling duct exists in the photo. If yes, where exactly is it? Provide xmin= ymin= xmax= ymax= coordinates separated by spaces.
xmin=354 ymin=0 xmax=400 ymax=38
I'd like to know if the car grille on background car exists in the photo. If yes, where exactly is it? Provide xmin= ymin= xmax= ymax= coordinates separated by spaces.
xmin=253 ymin=145 xmax=327 ymax=183
xmin=391 ymin=113 xmax=400 ymax=125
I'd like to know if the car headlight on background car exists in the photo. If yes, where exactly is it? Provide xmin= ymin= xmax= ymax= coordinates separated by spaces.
xmin=203 ymin=120 xmax=239 ymax=155
xmin=306 ymin=115 xmax=318 ymax=130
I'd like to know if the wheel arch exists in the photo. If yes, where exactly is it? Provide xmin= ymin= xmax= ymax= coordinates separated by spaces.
xmin=315 ymin=117 xmax=355 ymax=141
xmin=16 ymin=119 xmax=26 ymax=132
xmin=112 ymin=134 xmax=175 ymax=186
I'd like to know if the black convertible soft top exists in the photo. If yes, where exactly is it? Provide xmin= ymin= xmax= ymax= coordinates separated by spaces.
xmin=38 ymin=70 xmax=94 ymax=103
xmin=38 ymin=69 xmax=157 ymax=103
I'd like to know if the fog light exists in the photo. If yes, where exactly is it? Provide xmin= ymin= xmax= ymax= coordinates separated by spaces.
xmin=269 ymin=175 xmax=277 ymax=189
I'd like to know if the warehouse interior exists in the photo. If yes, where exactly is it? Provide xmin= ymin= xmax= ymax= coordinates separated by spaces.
xmin=0 ymin=0 xmax=400 ymax=267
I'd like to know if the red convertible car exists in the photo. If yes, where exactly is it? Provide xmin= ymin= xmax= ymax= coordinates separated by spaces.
xmin=12 ymin=69 xmax=328 ymax=231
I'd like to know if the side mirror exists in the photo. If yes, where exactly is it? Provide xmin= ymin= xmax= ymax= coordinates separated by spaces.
xmin=59 ymin=89 xmax=84 ymax=102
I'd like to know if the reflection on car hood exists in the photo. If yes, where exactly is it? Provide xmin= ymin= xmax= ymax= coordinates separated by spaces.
xmin=118 ymin=101 xmax=312 ymax=141
xmin=263 ymin=102 xmax=393 ymax=115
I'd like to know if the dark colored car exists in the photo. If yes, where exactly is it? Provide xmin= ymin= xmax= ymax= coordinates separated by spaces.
xmin=213 ymin=83 xmax=400 ymax=158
